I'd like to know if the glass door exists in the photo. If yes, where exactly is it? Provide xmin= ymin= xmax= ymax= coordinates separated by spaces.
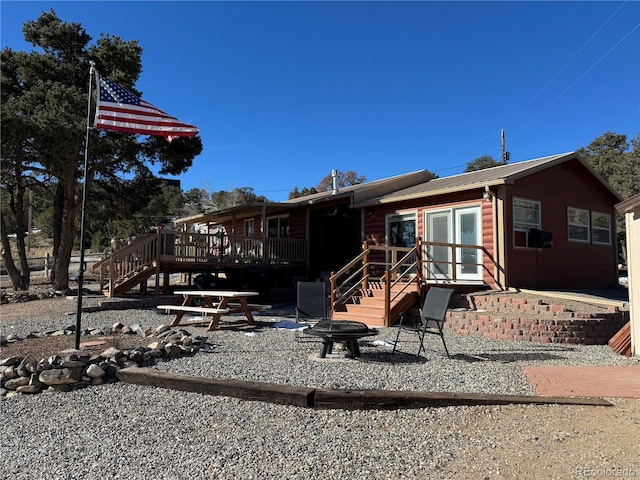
xmin=455 ymin=207 xmax=482 ymax=280
xmin=425 ymin=210 xmax=452 ymax=279
xmin=386 ymin=213 xmax=417 ymax=275
xmin=425 ymin=206 xmax=482 ymax=281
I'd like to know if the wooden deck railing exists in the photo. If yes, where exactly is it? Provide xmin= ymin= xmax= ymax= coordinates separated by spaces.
xmin=93 ymin=230 xmax=307 ymax=293
xmin=171 ymin=231 xmax=306 ymax=264
xmin=330 ymin=238 xmax=505 ymax=314
xmin=330 ymin=241 xmax=421 ymax=314
xmin=421 ymin=241 xmax=505 ymax=289
xmin=93 ymin=232 xmax=158 ymax=296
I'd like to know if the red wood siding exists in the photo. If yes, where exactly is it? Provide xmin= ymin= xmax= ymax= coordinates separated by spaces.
xmin=363 ymin=191 xmax=499 ymax=287
xmin=505 ymin=159 xmax=619 ymax=289
xmin=481 ymin=200 xmax=496 ymax=287
xmin=288 ymin=209 xmax=306 ymax=239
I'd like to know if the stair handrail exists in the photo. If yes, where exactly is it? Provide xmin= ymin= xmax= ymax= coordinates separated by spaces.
xmin=382 ymin=242 xmax=421 ymax=321
xmin=330 ymin=247 xmax=371 ymax=311
xmin=330 ymin=240 xmax=423 ymax=323
xmin=93 ymin=233 xmax=158 ymax=293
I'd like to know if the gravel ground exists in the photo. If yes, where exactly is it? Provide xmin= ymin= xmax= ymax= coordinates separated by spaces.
xmin=1 ymin=297 xmax=639 ymax=479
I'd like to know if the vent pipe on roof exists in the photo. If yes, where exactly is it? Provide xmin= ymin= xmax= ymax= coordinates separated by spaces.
xmin=331 ymin=169 xmax=339 ymax=195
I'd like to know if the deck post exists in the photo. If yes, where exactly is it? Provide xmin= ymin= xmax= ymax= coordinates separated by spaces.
xmin=155 ymin=230 xmax=161 ymax=295
xmin=330 ymin=271 xmax=336 ymax=317
xmin=362 ymin=241 xmax=369 ymax=291
xmin=108 ymin=255 xmax=114 ymax=297
xmin=415 ymin=237 xmax=423 ymax=292
xmin=384 ymin=270 xmax=391 ymax=326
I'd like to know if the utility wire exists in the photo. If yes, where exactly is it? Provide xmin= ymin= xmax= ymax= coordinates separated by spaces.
xmin=509 ymin=1 xmax=629 ymax=126
xmin=513 ymin=22 xmax=640 ymax=137
xmin=431 ymin=1 xmax=637 ymax=173
xmin=426 ymin=130 xmax=501 ymax=167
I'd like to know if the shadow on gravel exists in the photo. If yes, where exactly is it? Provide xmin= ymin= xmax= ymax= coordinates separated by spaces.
xmin=451 ymin=352 xmax=569 ymax=363
xmin=361 ymin=352 xmax=431 ymax=364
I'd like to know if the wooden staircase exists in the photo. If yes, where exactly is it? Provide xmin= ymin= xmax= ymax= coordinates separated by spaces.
xmin=93 ymin=233 xmax=159 ymax=297
xmin=332 ymin=281 xmax=420 ymax=327
xmin=106 ymin=263 xmax=157 ymax=297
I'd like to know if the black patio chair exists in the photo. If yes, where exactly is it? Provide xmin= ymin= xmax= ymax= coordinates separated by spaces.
xmin=392 ymin=286 xmax=454 ymax=358
xmin=295 ymin=281 xmax=329 ymax=339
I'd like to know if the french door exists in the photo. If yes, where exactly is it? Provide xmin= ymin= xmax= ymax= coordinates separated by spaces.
xmin=386 ymin=213 xmax=417 ymax=275
xmin=425 ymin=206 xmax=482 ymax=281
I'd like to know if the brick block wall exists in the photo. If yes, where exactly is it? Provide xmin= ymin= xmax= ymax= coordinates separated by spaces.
xmin=445 ymin=294 xmax=629 ymax=345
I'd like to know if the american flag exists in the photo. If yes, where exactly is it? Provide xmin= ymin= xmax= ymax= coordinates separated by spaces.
xmin=94 ymin=73 xmax=198 ymax=142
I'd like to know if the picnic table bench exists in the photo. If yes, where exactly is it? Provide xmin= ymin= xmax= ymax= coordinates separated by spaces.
xmin=157 ymin=290 xmax=268 ymax=331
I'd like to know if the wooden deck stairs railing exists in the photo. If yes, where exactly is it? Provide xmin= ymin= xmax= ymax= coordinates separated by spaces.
xmin=93 ymin=233 xmax=159 ymax=297
xmin=329 ymin=238 xmax=503 ymax=327
xmin=93 ymin=230 xmax=309 ymax=298
xmin=331 ymin=280 xmax=420 ymax=327
xmin=330 ymin=242 xmax=422 ymax=327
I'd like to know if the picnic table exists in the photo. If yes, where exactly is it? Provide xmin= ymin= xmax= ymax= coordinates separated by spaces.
xmin=157 ymin=290 xmax=265 ymax=331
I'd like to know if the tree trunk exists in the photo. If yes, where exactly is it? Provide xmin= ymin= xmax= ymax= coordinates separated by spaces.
xmin=0 ymin=166 xmax=31 ymax=291
xmin=12 ymin=175 xmax=31 ymax=288
xmin=0 ymin=208 xmax=30 ymax=291
xmin=51 ymin=177 xmax=80 ymax=292
xmin=50 ymin=182 xmax=63 ymax=285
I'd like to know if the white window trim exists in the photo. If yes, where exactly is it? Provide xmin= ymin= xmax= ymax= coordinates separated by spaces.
xmin=567 ymin=207 xmax=590 ymax=243
xmin=513 ymin=197 xmax=541 ymax=248
xmin=591 ymin=211 xmax=612 ymax=245
xmin=244 ymin=218 xmax=255 ymax=237
xmin=385 ymin=211 xmax=418 ymax=247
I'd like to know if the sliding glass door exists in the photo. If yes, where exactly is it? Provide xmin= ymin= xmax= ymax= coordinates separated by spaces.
xmin=455 ymin=207 xmax=482 ymax=280
xmin=425 ymin=206 xmax=482 ymax=281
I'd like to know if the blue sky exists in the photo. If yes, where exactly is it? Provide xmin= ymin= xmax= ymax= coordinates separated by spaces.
xmin=2 ymin=1 xmax=639 ymax=201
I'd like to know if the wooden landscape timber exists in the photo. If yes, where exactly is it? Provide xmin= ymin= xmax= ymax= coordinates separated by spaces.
xmin=117 ymin=367 xmax=613 ymax=410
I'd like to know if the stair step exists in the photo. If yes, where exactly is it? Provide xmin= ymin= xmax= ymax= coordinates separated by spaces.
xmin=332 ymin=311 xmax=386 ymax=327
xmin=343 ymin=304 xmax=386 ymax=316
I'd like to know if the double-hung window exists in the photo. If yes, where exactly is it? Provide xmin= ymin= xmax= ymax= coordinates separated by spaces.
xmin=244 ymin=219 xmax=255 ymax=237
xmin=591 ymin=212 xmax=611 ymax=245
xmin=567 ymin=208 xmax=611 ymax=245
xmin=513 ymin=198 xmax=541 ymax=247
xmin=567 ymin=208 xmax=590 ymax=243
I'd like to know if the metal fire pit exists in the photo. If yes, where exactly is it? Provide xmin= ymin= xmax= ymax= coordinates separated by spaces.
xmin=304 ymin=320 xmax=378 ymax=358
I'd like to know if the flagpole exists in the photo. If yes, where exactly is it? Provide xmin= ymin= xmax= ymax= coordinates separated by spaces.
xmin=75 ymin=61 xmax=96 ymax=350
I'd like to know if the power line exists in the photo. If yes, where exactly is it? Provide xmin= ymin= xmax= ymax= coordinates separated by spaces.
xmin=427 ymin=130 xmax=501 ymax=165
xmin=513 ymin=22 xmax=640 ymax=138
xmin=509 ymin=1 xmax=629 ymax=126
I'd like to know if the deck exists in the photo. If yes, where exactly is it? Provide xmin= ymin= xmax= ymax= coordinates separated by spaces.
xmin=92 ymin=230 xmax=307 ymax=297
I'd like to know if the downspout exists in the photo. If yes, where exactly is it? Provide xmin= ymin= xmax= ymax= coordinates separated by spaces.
xmin=496 ymin=185 xmax=507 ymax=289
xmin=261 ymin=205 xmax=267 ymax=261
xmin=306 ymin=207 xmax=311 ymax=272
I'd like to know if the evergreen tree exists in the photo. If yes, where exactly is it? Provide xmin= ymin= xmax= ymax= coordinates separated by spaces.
xmin=1 ymin=11 xmax=202 ymax=291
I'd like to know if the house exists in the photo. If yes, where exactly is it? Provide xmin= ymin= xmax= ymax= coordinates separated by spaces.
xmin=174 ymin=169 xmax=433 ymax=282
xmin=616 ymin=193 xmax=640 ymax=358
xmin=353 ymin=151 xmax=622 ymax=291
xmin=161 ymin=169 xmax=432 ymax=301
xmin=99 ymin=152 xmax=622 ymax=324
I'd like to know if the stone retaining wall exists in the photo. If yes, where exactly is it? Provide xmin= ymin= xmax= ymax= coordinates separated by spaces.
xmin=445 ymin=294 xmax=629 ymax=345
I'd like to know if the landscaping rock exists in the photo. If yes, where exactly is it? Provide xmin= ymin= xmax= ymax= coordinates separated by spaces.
xmin=0 ymin=323 xmax=208 ymax=398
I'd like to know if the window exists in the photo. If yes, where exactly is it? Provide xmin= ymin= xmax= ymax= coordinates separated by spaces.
xmin=267 ymin=216 xmax=289 ymax=238
xmin=513 ymin=198 xmax=540 ymax=247
xmin=244 ymin=219 xmax=254 ymax=237
xmin=567 ymin=208 xmax=590 ymax=242
xmin=591 ymin=212 xmax=611 ymax=245
xmin=387 ymin=213 xmax=416 ymax=247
